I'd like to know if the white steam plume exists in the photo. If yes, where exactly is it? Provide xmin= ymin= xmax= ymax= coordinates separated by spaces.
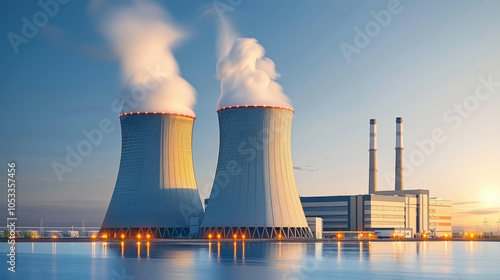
xmin=216 ymin=20 xmax=292 ymax=109
xmin=99 ymin=2 xmax=196 ymax=116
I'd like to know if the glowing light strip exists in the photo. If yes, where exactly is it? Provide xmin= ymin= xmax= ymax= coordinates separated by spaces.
xmin=118 ymin=112 xmax=196 ymax=119
xmin=217 ymin=105 xmax=294 ymax=112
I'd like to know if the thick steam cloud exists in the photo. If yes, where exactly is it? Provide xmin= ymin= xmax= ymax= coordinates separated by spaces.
xmin=100 ymin=2 xmax=196 ymax=116
xmin=216 ymin=22 xmax=292 ymax=109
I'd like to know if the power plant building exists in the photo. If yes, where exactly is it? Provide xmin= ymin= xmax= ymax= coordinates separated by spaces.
xmin=299 ymin=118 xmax=452 ymax=238
xmin=429 ymin=198 xmax=452 ymax=236
xmin=100 ymin=112 xmax=204 ymax=238
xmin=199 ymin=107 xmax=312 ymax=239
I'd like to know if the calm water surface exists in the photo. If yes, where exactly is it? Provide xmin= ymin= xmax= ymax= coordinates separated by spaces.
xmin=1 ymin=241 xmax=499 ymax=279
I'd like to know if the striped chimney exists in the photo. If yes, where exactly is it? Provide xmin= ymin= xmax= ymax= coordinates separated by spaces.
xmin=369 ymin=119 xmax=377 ymax=194
xmin=395 ymin=117 xmax=404 ymax=191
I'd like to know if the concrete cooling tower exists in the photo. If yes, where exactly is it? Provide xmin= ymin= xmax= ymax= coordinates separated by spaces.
xmin=100 ymin=112 xmax=204 ymax=238
xmin=199 ymin=106 xmax=312 ymax=239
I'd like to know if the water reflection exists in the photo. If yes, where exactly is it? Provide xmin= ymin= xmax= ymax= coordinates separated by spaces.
xmin=337 ymin=241 xmax=342 ymax=261
xmin=233 ymin=242 xmax=237 ymax=262
xmin=217 ymin=241 xmax=221 ymax=261
xmin=242 ymin=242 xmax=246 ymax=263
xmin=102 ymin=242 xmax=107 ymax=256
xmin=91 ymin=241 xmax=96 ymax=256
xmin=315 ymin=242 xmax=323 ymax=260
xmin=9 ymin=241 xmax=499 ymax=280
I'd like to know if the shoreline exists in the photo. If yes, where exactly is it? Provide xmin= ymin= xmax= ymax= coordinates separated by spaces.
xmin=2 ymin=238 xmax=499 ymax=243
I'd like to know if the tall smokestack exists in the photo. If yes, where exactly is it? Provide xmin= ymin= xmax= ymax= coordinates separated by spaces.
xmin=395 ymin=117 xmax=404 ymax=191
xmin=369 ymin=119 xmax=377 ymax=194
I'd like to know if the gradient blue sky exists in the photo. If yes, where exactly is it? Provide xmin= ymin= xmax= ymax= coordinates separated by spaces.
xmin=1 ymin=0 xmax=499 ymax=229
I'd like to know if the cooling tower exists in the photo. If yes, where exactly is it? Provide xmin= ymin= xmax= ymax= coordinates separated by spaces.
xmin=199 ymin=106 xmax=312 ymax=239
xmin=395 ymin=117 xmax=404 ymax=191
xmin=369 ymin=119 xmax=377 ymax=194
xmin=100 ymin=112 xmax=204 ymax=238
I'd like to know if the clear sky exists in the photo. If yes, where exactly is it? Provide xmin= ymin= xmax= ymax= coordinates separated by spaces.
xmin=1 ymin=0 xmax=499 ymax=231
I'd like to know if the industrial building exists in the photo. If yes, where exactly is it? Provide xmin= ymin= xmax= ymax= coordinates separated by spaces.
xmin=199 ymin=106 xmax=312 ymax=239
xmin=429 ymin=198 xmax=452 ymax=236
xmin=300 ymin=118 xmax=452 ymax=238
xmin=100 ymin=113 xmax=204 ymax=238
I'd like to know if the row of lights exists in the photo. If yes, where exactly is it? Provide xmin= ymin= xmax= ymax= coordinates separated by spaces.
xmin=217 ymin=105 xmax=294 ymax=112
xmin=207 ymin=233 xmax=248 ymax=240
xmin=206 ymin=233 xmax=284 ymax=239
xmin=464 ymin=233 xmax=475 ymax=239
xmin=118 ymin=112 xmax=196 ymax=119
xmin=91 ymin=234 xmax=152 ymax=240
xmin=392 ymin=233 xmax=407 ymax=239
xmin=335 ymin=233 xmax=375 ymax=239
